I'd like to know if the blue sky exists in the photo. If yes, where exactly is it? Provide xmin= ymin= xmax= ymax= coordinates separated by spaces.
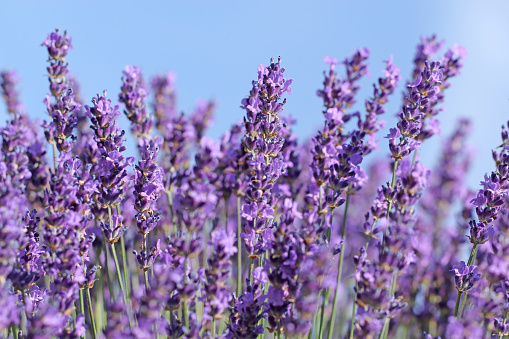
xmin=1 ymin=1 xmax=509 ymax=187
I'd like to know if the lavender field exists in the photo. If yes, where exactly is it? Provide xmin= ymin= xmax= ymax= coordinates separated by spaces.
xmin=1 ymin=24 xmax=509 ymax=339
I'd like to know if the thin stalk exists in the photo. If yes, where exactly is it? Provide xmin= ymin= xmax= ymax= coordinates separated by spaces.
xmin=79 ymin=288 xmax=85 ymax=319
xmin=110 ymin=242 xmax=126 ymax=302
xmin=458 ymin=293 xmax=468 ymax=318
xmin=211 ymin=319 xmax=216 ymax=338
xmin=52 ymin=143 xmax=58 ymax=170
xmin=99 ymin=232 xmax=113 ymax=302
xmin=310 ymin=307 xmax=319 ymax=339
xmin=10 ymin=325 xmax=18 ymax=339
xmin=318 ymin=288 xmax=330 ymax=338
xmin=21 ymin=291 xmax=27 ymax=334
xmin=86 ymin=288 xmax=98 ymax=339
xmin=412 ymin=149 xmax=418 ymax=166
xmin=236 ymin=195 xmax=242 ymax=296
xmin=381 ymin=159 xmax=399 ymax=252
xmin=108 ymin=206 xmax=126 ymax=301
xmin=79 ymin=259 xmax=86 ymax=331
xmin=79 ymin=288 xmax=86 ymax=339
xmin=143 ymin=234 xmax=150 ymax=293
xmin=454 ymin=292 xmax=463 ymax=317
xmin=328 ymin=192 xmax=351 ymax=339
xmin=116 ymin=205 xmax=130 ymax=297
xmin=182 ymin=300 xmax=189 ymax=329
xmin=95 ymin=268 xmax=105 ymax=331
xmin=319 ymin=186 xmax=323 ymax=217
xmin=380 ymin=272 xmax=398 ymax=339
xmin=467 ymin=243 xmax=479 ymax=266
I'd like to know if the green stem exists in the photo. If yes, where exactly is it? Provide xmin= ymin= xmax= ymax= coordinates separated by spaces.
xmin=20 ymin=291 xmax=26 ymax=334
xmin=79 ymin=287 xmax=85 ymax=315
xmin=143 ymin=234 xmax=150 ymax=293
xmin=108 ymin=206 xmax=127 ymax=302
xmin=86 ymin=288 xmax=98 ymax=339
xmin=110 ymin=242 xmax=126 ymax=302
xmin=381 ymin=159 xmax=399 ymax=252
xmin=318 ymin=288 xmax=330 ymax=339
xmin=380 ymin=272 xmax=398 ymax=339
xmin=236 ymin=195 xmax=242 ymax=296
xmin=182 ymin=300 xmax=189 ymax=329
xmin=328 ymin=193 xmax=351 ymax=339
xmin=458 ymin=293 xmax=468 ymax=318
xmin=467 ymin=243 xmax=479 ymax=266
xmin=454 ymin=291 xmax=463 ymax=317
xmin=319 ymin=186 xmax=323 ymax=217
xmin=10 ymin=325 xmax=18 ymax=339
xmin=211 ymin=318 xmax=216 ymax=338
xmin=310 ymin=307 xmax=319 ymax=339
xmin=100 ymin=229 xmax=114 ymax=303
xmin=117 ymin=205 xmax=130 ymax=298
xmin=412 ymin=149 xmax=418 ymax=166
xmin=52 ymin=143 xmax=58 ymax=170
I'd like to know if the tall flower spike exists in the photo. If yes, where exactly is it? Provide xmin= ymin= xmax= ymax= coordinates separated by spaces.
xmin=133 ymin=138 xmax=164 ymax=236
xmin=86 ymin=92 xmax=135 ymax=208
xmin=241 ymin=56 xmax=292 ymax=257
xmin=119 ymin=65 xmax=153 ymax=139
xmin=1 ymin=70 xmax=26 ymax=116
xmin=41 ymin=28 xmax=73 ymax=97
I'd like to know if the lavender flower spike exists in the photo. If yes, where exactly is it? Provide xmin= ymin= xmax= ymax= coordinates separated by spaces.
xmin=241 ymin=56 xmax=292 ymax=258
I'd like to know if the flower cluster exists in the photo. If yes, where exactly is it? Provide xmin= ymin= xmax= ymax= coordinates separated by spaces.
xmin=4 ymin=29 xmax=509 ymax=339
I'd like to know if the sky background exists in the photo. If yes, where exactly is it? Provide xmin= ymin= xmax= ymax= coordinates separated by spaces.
xmin=1 ymin=1 xmax=509 ymax=190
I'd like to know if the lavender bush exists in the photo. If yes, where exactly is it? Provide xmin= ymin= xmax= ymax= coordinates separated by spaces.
xmin=0 ymin=28 xmax=507 ymax=339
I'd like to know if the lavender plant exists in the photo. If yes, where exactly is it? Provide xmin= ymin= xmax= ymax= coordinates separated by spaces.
xmin=2 ymin=28 xmax=508 ymax=339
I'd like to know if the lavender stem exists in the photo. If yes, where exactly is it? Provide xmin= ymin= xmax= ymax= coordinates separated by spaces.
xmin=381 ymin=159 xmax=399 ymax=252
xmin=328 ymin=191 xmax=351 ymax=339
xmin=108 ymin=206 xmax=126 ymax=301
xmin=116 ymin=205 xmax=130 ymax=297
xmin=86 ymin=288 xmax=98 ymax=339
xmin=110 ymin=242 xmax=126 ymax=302
xmin=458 ymin=293 xmax=468 ymax=318
xmin=454 ymin=292 xmax=464 ymax=317
xmin=100 ymin=229 xmax=114 ymax=303
xmin=143 ymin=234 xmax=149 ymax=293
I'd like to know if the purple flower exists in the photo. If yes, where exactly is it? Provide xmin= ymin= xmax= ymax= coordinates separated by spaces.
xmin=86 ymin=93 xmax=135 ymax=208
xmin=450 ymin=261 xmax=481 ymax=292
xmin=132 ymin=138 xmax=164 ymax=236
xmin=190 ymin=99 xmax=215 ymax=142
xmin=42 ymin=29 xmax=73 ymax=98
xmin=240 ymin=57 xmax=292 ymax=256
xmin=1 ymin=70 xmax=26 ymax=116
xmin=119 ymin=65 xmax=153 ymax=138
